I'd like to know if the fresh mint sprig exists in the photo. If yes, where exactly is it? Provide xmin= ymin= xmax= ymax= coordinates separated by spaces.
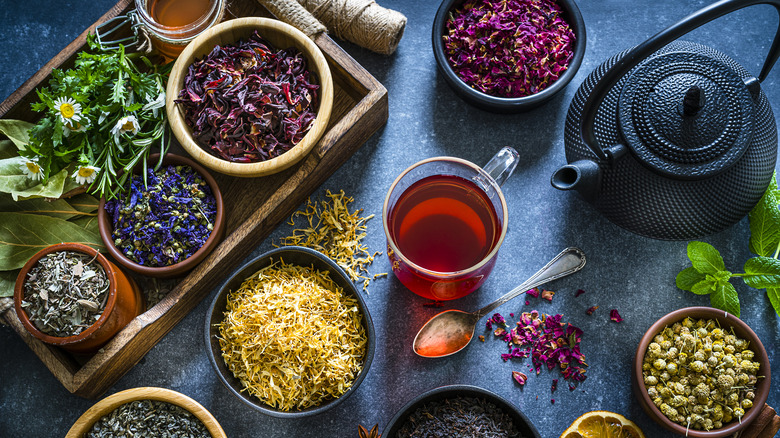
xmin=676 ymin=173 xmax=780 ymax=317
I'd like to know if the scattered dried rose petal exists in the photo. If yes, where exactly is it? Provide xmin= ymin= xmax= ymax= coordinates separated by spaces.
xmin=512 ymin=371 xmax=528 ymax=386
xmin=551 ymin=379 xmax=558 ymax=393
xmin=479 ymin=335 xmax=485 ymax=342
xmin=575 ymin=289 xmax=586 ymax=297
xmin=494 ymin=327 xmax=507 ymax=336
xmin=541 ymin=289 xmax=555 ymax=301
xmin=525 ymin=300 xmax=530 ymax=306
xmin=551 ymin=399 xmax=556 ymax=404
xmin=569 ymin=383 xmax=576 ymax=391
xmin=526 ymin=287 xmax=540 ymax=298
xmin=610 ymin=309 xmax=624 ymax=323
xmin=586 ymin=306 xmax=599 ymax=315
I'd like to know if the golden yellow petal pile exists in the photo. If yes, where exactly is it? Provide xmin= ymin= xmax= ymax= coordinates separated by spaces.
xmin=277 ymin=190 xmax=384 ymax=291
xmin=217 ymin=262 xmax=367 ymax=411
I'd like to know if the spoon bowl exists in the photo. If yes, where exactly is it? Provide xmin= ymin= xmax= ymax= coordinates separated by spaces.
xmin=413 ymin=247 xmax=586 ymax=357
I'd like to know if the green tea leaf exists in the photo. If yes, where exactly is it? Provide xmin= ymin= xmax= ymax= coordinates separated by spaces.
xmin=749 ymin=173 xmax=780 ymax=257
xmin=0 ymin=212 xmax=103 ymax=271
xmin=742 ymin=257 xmax=780 ymax=289
xmin=767 ymin=287 xmax=780 ymax=317
xmin=687 ymin=241 xmax=725 ymax=274
xmin=691 ymin=279 xmax=716 ymax=295
xmin=710 ymin=282 xmax=740 ymax=317
xmin=0 ymin=119 xmax=34 ymax=150
xmin=676 ymin=267 xmax=707 ymax=291
xmin=0 ymin=270 xmax=17 ymax=297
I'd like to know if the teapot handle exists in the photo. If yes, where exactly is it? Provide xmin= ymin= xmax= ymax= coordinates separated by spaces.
xmin=580 ymin=0 xmax=780 ymax=162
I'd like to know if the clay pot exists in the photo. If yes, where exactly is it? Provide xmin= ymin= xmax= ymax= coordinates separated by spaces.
xmin=633 ymin=307 xmax=771 ymax=437
xmin=97 ymin=153 xmax=225 ymax=278
xmin=14 ymin=242 xmax=145 ymax=354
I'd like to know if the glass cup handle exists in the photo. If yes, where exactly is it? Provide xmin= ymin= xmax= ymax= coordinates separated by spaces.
xmin=482 ymin=146 xmax=520 ymax=187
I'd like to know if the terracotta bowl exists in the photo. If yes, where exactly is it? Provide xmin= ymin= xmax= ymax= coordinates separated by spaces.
xmin=633 ymin=307 xmax=771 ymax=437
xmin=382 ymin=384 xmax=541 ymax=437
xmin=13 ymin=242 xmax=144 ymax=354
xmin=205 ymin=246 xmax=376 ymax=418
xmin=166 ymin=17 xmax=334 ymax=177
xmin=432 ymin=0 xmax=585 ymax=113
xmin=97 ymin=153 xmax=225 ymax=279
xmin=65 ymin=387 xmax=226 ymax=438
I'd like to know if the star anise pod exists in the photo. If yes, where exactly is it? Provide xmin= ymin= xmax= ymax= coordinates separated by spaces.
xmin=358 ymin=424 xmax=380 ymax=438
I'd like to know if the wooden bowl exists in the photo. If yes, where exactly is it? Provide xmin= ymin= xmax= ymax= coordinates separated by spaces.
xmin=382 ymin=384 xmax=541 ymax=437
xmin=14 ymin=242 xmax=144 ymax=354
xmin=632 ymin=307 xmax=771 ymax=437
xmin=205 ymin=246 xmax=376 ymax=418
xmin=97 ymin=153 xmax=225 ymax=279
xmin=432 ymin=0 xmax=585 ymax=113
xmin=166 ymin=17 xmax=334 ymax=177
xmin=65 ymin=387 xmax=226 ymax=438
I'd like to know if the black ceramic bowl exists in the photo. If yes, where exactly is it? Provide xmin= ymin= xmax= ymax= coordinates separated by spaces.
xmin=204 ymin=246 xmax=376 ymax=418
xmin=383 ymin=385 xmax=541 ymax=437
xmin=432 ymin=0 xmax=586 ymax=113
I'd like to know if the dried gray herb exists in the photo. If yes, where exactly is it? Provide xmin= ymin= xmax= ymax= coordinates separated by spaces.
xmin=396 ymin=396 xmax=525 ymax=438
xmin=21 ymin=250 xmax=109 ymax=337
xmin=85 ymin=399 xmax=211 ymax=438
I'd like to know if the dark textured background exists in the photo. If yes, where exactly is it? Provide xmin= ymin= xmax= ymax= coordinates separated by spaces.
xmin=1 ymin=1 xmax=779 ymax=437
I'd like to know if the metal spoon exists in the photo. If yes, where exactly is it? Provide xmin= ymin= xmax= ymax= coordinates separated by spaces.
xmin=412 ymin=247 xmax=587 ymax=358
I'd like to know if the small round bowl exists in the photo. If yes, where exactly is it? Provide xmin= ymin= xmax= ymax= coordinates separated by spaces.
xmin=14 ymin=242 xmax=144 ymax=354
xmin=383 ymin=384 xmax=541 ymax=437
xmin=205 ymin=246 xmax=376 ymax=418
xmin=97 ymin=153 xmax=225 ymax=279
xmin=432 ymin=0 xmax=586 ymax=113
xmin=166 ymin=17 xmax=334 ymax=177
xmin=633 ymin=307 xmax=771 ymax=437
xmin=65 ymin=387 xmax=226 ymax=438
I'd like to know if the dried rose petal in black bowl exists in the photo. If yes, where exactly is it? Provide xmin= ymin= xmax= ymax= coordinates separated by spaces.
xmin=432 ymin=0 xmax=586 ymax=113
xmin=175 ymin=30 xmax=319 ymax=163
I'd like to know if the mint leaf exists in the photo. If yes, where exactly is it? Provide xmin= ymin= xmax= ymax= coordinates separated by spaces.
xmin=687 ymin=241 xmax=725 ymax=274
xmin=677 ymin=267 xmax=706 ymax=291
xmin=743 ymin=257 xmax=780 ymax=289
xmin=710 ymin=282 xmax=740 ymax=317
xmin=767 ymin=287 xmax=780 ymax=317
xmin=691 ymin=280 xmax=716 ymax=295
xmin=749 ymin=173 xmax=780 ymax=257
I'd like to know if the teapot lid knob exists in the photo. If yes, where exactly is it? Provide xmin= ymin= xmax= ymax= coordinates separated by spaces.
xmin=618 ymin=44 xmax=756 ymax=180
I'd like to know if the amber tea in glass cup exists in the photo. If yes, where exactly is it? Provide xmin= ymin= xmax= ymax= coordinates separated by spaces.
xmin=383 ymin=147 xmax=519 ymax=300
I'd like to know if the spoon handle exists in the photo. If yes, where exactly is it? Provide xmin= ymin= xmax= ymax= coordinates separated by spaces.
xmin=474 ymin=247 xmax=587 ymax=319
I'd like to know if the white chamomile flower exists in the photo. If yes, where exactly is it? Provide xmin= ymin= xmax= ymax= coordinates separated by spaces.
xmin=73 ymin=165 xmax=100 ymax=185
xmin=20 ymin=157 xmax=43 ymax=181
xmin=63 ymin=119 xmax=89 ymax=137
xmin=53 ymin=97 xmax=82 ymax=125
xmin=111 ymin=115 xmax=140 ymax=143
xmin=142 ymin=92 xmax=166 ymax=117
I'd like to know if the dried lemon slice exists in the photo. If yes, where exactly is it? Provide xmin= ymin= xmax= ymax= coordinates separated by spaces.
xmin=560 ymin=411 xmax=646 ymax=438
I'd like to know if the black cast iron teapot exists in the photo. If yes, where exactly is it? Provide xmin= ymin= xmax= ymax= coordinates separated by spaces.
xmin=551 ymin=0 xmax=780 ymax=240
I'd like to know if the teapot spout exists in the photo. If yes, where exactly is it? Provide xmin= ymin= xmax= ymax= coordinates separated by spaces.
xmin=551 ymin=159 xmax=602 ymax=202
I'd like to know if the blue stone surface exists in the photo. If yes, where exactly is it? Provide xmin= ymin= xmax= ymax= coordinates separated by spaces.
xmin=1 ymin=1 xmax=779 ymax=437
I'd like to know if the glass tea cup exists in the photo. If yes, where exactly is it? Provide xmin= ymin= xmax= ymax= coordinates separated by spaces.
xmin=382 ymin=147 xmax=519 ymax=301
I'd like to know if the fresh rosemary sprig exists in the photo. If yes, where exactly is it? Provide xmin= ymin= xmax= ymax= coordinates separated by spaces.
xmin=23 ymin=34 xmax=170 ymax=200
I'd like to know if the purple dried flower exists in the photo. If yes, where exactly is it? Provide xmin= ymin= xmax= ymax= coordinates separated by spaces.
xmin=610 ymin=309 xmax=624 ymax=323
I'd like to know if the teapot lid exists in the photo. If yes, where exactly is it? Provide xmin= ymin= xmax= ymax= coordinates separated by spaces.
xmin=618 ymin=50 xmax=756 ymax=180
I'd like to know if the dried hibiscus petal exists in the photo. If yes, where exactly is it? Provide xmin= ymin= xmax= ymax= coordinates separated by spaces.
xmin=443 ymin=0 xmax=576 ymax=98
xmin=175 ymin=31 xmax=319 ymax=163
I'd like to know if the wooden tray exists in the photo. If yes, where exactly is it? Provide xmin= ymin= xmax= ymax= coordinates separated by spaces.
xmin=0 ymin=0 xmax=387 ymax=398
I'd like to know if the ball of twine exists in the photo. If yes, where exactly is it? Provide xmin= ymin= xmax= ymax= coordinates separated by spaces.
xmin=298 ymin=0 xmax=406 ymax=55
xmin=256 ymin=0 xmax=328 ymax=37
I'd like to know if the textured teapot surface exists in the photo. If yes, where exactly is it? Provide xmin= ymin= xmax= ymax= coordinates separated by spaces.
xmin=564 ymin=41 xmax=777 ymax=240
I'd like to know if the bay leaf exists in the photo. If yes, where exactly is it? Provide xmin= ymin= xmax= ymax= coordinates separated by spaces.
xmin=0 ymin=119 xmax=34 ymax=150
xmin=0 ymin=270 xmax=17 ymax=298
xmin=0 ymin=192 xmax=98 ymax=220
xmin=0 ymin=140 xmax=16 ymax=159
xmin=0 ymin=156 xmax=70 ymax=200
xmin=0 ymin=212 xmax=104 ymax=271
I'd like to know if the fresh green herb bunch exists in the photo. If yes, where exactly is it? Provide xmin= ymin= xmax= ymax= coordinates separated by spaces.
xmin=642 ymin=318 xmax=760 ymax=432
xmin=676 ymin=173 xmax=780 ymax=317
xmin=22 ymin=34 xmax=170 ymax=200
